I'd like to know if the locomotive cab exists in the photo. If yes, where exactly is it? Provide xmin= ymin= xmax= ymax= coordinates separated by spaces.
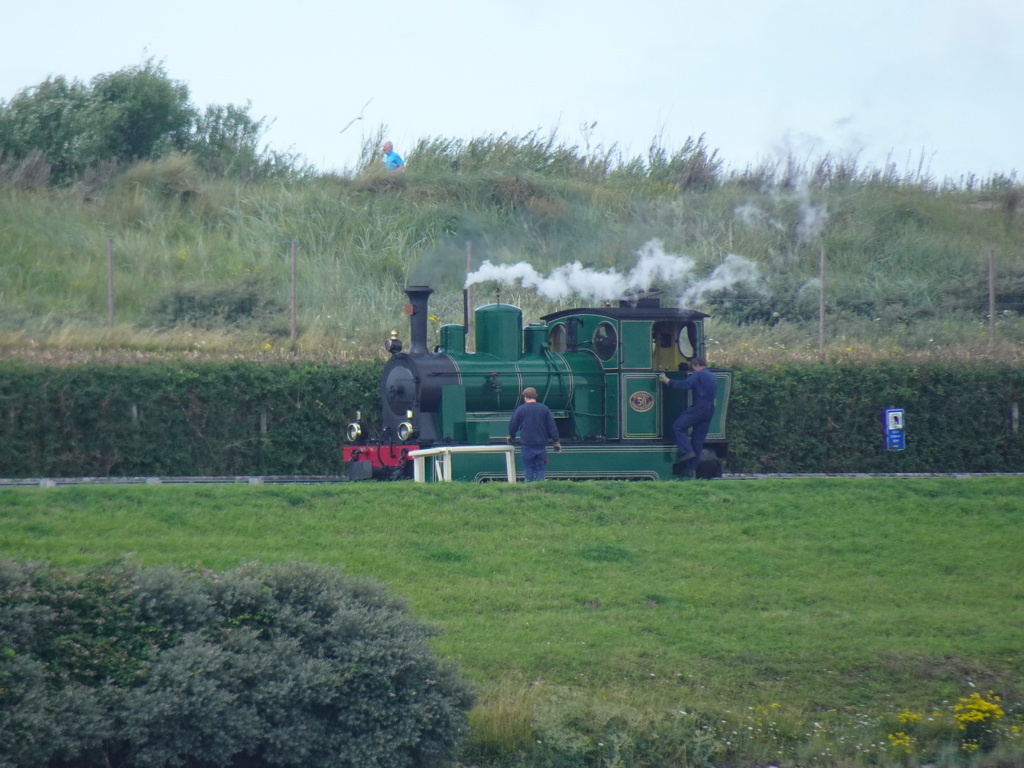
xmin=541 ymin=299 xmax=730 ymax=476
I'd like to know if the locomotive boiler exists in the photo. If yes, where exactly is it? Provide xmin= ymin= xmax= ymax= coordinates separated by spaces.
xmin=343 ymin=285 xmax=731 ymax=481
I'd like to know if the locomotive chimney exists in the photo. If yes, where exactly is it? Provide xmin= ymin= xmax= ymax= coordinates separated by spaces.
xmin=404 ymin=285 xmax=434 ymax=355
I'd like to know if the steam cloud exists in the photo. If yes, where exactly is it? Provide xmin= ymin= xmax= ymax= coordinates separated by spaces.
xmin=465 ymin=239 xmax=762 ymax=308
xmin=734 ymin=177 xmax=829 ymax=245
xmin=677 ymin=254 xmax=763 ymax=307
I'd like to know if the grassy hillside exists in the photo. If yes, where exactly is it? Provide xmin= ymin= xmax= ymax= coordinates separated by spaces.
xmin=3 ymin=478 xmax=1022 ymax=766
xmin=2 ymin=137 xmax=1023 ymax=366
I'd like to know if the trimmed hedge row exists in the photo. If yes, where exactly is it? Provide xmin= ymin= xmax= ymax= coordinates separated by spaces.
xmin=728 ymin=363 xmax=1024 ymax=473
xmin=1 ymin=361 xmax=1021 ymax=477
xmin=0 ymin=361 xmax=382 ymax=477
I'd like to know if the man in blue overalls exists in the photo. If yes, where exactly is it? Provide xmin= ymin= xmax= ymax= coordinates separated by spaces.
xmin=659 ymin=357 xmax=716 ymax=478
xmin=507 ymin=387 xmax=561 ymax=482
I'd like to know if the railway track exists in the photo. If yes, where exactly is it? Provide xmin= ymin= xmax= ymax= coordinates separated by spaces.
xmin=1 ymin=472 xmax=1022 ymax=487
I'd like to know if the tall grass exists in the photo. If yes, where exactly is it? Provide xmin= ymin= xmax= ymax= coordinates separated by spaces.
xmin=0 ymin=141 xmax=1021 ymax=362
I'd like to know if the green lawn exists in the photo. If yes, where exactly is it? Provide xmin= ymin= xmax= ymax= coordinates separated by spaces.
xmin=3 ymin=477 xmax=1020 ymax=717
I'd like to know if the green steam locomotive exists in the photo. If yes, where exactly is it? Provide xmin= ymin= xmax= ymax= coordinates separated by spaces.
xmin=343 ymin=286 xmax=731 ymax=481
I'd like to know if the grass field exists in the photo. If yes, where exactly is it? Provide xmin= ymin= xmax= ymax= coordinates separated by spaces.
xmin=2 ymin=477 xmax=1021 ymax=765
xmin=3 ymin=140 xmax=1023 ymax=365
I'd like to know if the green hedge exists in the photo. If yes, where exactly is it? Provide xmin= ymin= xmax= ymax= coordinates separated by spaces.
xmin=0 ymin=361 xmax=382 ymax=477
xmin=1 ymin=361 xmax=1021 ymax=477
xmin=727 ymin=363 xmax=1024 ymax=473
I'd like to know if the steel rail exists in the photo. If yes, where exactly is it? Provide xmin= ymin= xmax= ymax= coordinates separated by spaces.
xmin=1 ymin=473 xmax=1023 ymax=487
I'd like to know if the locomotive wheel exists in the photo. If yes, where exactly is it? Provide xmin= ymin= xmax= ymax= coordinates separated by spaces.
xmin=696 ymin=448 xmax=723 ymax=480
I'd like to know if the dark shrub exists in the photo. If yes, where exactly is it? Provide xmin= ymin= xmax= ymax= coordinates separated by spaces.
xmin=150 ymin=277 xmax=287 ymax=332
xmin=0 ymin=560 xmax=473 ymax=768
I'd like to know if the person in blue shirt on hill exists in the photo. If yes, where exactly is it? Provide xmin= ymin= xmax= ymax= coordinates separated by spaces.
xmin=382 ymin=141 xmax=405 ymax=172
xmin=507 ymin=387 xmax=561 ymax=482
xmin=659 ymin=357 xmax=716 ymax=478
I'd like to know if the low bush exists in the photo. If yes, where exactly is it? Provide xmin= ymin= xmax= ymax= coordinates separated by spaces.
xmin=0 ymin=559 xmax=473 ymax=768
xmin=150 ymin=277 xmax=288 ymax=333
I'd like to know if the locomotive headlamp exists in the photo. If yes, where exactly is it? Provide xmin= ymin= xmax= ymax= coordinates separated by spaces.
xmin=396 ymin=409 xmax=416 ymax=441
xmin=384 ymin=330 xmax=403 ymax=354
xmin=345 ymin=410 xmax=365 ymax=443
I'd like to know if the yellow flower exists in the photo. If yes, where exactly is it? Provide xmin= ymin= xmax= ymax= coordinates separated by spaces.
xmin=887 ymin=731 xmax=913 ymax=754
xmin=953 ymin=691 xmax=1004 ymax=729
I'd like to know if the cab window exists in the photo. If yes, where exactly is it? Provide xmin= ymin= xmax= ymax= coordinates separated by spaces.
xmin=677 ymin=324 xmax=696 ymax=358
xmin=652 ymin=320 xmax=700 ymax=371
xmin=592 ymin=322 xmax=618 ymax=361
xmin=548 ymin=323 xmax=567 ymax=353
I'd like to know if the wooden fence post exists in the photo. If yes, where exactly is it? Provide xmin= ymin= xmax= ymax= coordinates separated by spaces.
xmin=107 ymin=237 xmax=115 ymax=329
xmin=818 ymin=243 xmax=826 ymax=357
xmin=465 ymin=240 xmax=474 ymax=352
xmin=987 ymin=249 xmax=996 ymax=348
xmin=290 ymin=240 xmax=298 ymax=343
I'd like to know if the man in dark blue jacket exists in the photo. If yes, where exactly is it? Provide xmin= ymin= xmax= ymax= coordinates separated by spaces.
xmin=659 ymin=358 xmax=716 ymax=477
xmin=507 ymin=387 xmax=561 ymax=482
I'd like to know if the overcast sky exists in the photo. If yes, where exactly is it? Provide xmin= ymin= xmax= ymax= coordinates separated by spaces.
xmin=3 ymin=0 xmax=1021 ymax=182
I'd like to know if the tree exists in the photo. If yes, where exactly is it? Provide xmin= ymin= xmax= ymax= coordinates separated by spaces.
xmin=0 ymin=75 xmax=90 ymax=181
xmin=185 ymin=102 xmax=306 ymax=180
xmin=78 ymin=59 xmax=194 ymax=168
xmin=0 ymin=60 xmax=307 ymax=184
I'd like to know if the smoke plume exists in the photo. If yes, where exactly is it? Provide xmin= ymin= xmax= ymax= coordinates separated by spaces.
xmin=465 ymin=239 xmax=762 ymax=309
xmin=676 ymin=254 xmax=762 ymax=307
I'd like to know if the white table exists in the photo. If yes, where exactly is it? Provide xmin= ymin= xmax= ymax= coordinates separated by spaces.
xmin=407 ymin=445 xmax=517 ymax=483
